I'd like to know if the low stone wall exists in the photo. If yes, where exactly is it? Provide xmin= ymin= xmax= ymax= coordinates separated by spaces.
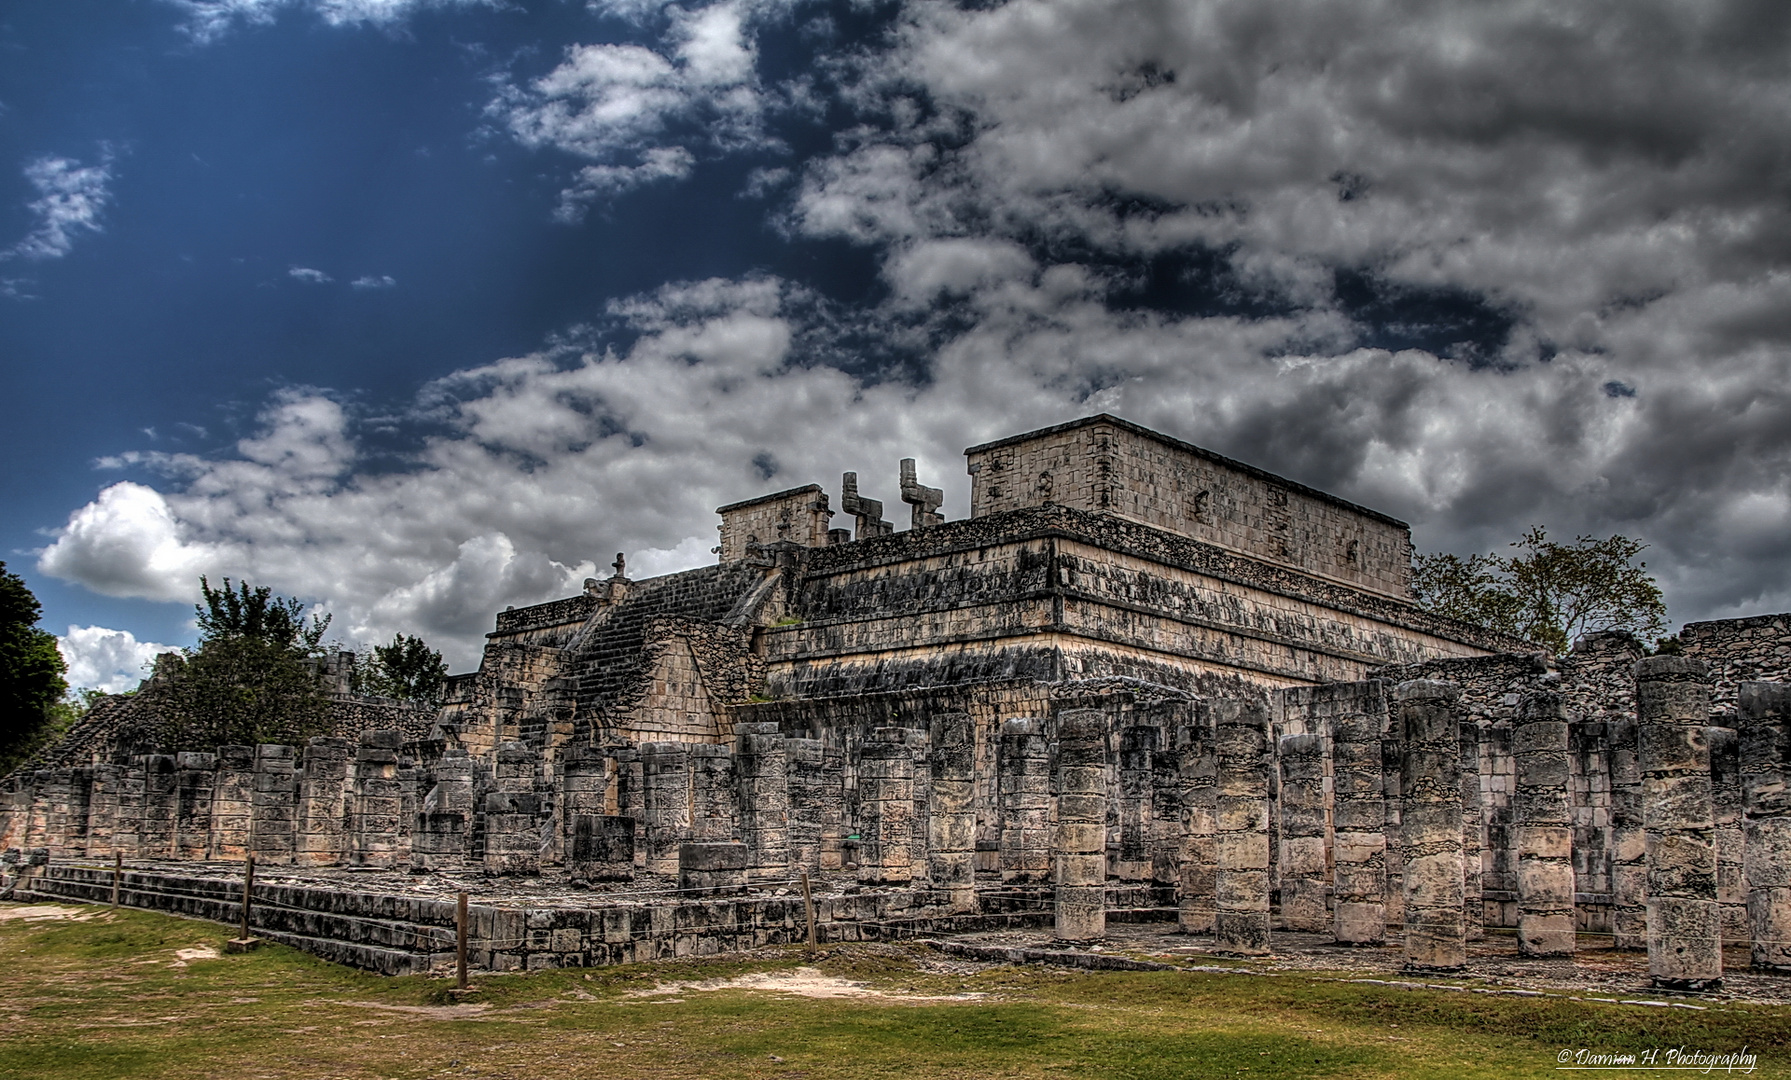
xmin=9 ymin=861 xmax=1064 ymax=976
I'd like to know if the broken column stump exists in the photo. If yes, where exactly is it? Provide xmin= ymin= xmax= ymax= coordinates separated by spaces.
xmin=570 ymin=815 xmax=636 ymax=882
xmin=680 ymin=841 xmax=748 ymax=897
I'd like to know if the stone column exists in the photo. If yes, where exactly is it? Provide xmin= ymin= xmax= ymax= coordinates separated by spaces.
xmin=84 ymin=763 xmax=122 ymax=859
xmin=1740 ymin=681 xmax=1791 ymax=972
xmin=410 ymin=747 xmax=473 ymax=872
xmin=1277 ymin=732 xmax=1328 ymax=932
xmin=1637 ymin=656 xmax=1721 ymax=990
xmin=688 ymin=744 xmax=738 ymax=843
xmin=998 ymin=718 xmax=1050 ymax=884
xmin=1179 ymin=712 xmax=1219 ymax=934
xmin=559 ymin=745 xmax=609 ymax=871
xmin=736 ymin=722 xmax=791 ymax=881
xmin=857 ymin=727 xmax=915 ymax=885
xmin=787 ymin=738 xmax=826 ymax=872
xmin=928 ymin=711 xmax=977 ymax=912
xmin=1332 ymin=698 xmax=1386 ymax=944
xmin=140 ymin=755 xmax=179 ymax=858
xmin=1461 ymin=718 xmax=1486 ymax=941
xmin=250 ymin=744 xmax=299 ymax=866
xmin=1213 ymin=699 xmax=1270 ymax=954
xmin=483 ymin=741 xmax=544 ymax=876
xmin=820 ymin=744 xmax=847 ymax=870
xmin=1514 ymin=689 xmax=1575 ymax=956
xmin=1149 ymin=734 xmax=1185 ymax=885
xmin=1709 ymin=726 xmax=1747 ymax=945
xmin=207 ymin=746 xmax=254 ymax=861
xmin=569 ymin=815 xmax=636 ymax=881
xmin=1398 ymin=679 xmax=1465 ymax=971
xmin=173 ymin=753 xmax=216 ymax=860
xmin=296 ymin=737 xmax=353 ymax=867
xmin=349 ymin=732 xmax=404 ymax=869
xmin=114 ymin=758 xmax=146 ymax=857
xmin=1117 ymin=726 xmax=1157 ymax=881
xmin=641 ymin=742 xmax=693 ymax=874
xmin=1053 ymin=709 xmax=1108 ymax=942
xmin=44 ymin=768 xmax=92 ymax=858
xmin=1609 ymin=716 xmax=1647 ymax=949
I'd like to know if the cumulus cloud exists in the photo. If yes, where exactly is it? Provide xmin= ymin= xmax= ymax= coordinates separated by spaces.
xmin=168 ymin=0 xmax=494 ymax=41
xmin=289 ymin=266 xmax=331 ymax=284
xmin=5 ymin=155 xmax=113 ymax=261
xmin=58 ymin=626 xmax=178 ymax=694
xmin=490 ymin=0 xmax=792 ymax=216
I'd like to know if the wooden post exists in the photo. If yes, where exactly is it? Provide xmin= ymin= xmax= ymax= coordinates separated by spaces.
xmin=456 ymin=890 xmax=469 ymax=991
xmin=240 ymin=854 xmax=255 ymax=940
xmin=800 ymin=868 xmax=817 ymax=950
xmin=111 ymin=851 xmax=121 ymax=909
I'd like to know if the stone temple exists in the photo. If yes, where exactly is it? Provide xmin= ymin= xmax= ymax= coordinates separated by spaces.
xmin=5 ymin=414 xmax=1791 ymax=990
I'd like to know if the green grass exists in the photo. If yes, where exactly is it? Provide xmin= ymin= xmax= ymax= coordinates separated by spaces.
xmin=1 ymin=902 xmax=1784 ymax=1080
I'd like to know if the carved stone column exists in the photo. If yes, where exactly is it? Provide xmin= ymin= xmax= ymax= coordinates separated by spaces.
xmin=1637 ymin=656 xmax=1721 ymax=990
xmin=1514 ymin=689 xmax=1576 ymax=956
xmin=1398 ymin=680 xmax=1465 ymax=971
xmin=1053 ymin=708 xmax=1107 ymax=942
xmin=1214 ymin=699 xmax=1270 ymax=955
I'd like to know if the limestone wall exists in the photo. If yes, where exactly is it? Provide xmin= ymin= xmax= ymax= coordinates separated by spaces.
xmin=964 ymin=415 xmax=1413 ymax=599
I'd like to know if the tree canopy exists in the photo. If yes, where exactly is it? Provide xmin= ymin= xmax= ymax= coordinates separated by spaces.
xmin=1413 ymin=527 xmax=1668 ymax=654
xmin=0 ymin=561 xmax=69 ymax=773
xmin=353 ymin=633 xmax=448 ymax=707
xmin=196 ymin=575 xmax=331 ymax=654
xmin=148 ymin=577 xmax=334 ymax=750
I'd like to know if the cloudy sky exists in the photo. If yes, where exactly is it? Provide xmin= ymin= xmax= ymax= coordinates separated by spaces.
xmin=6 ymin=0 xmax=1790 ymax=688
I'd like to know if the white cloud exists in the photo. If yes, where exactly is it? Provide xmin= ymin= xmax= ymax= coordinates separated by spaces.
xmin=168 ymin=0 xmax=494 ymax=42
xmin=289 ymin=266 xmax=331 ymax=284
xmin=556 ymin=146 xmax=694 ymax=222
xmin=490 ymin=0 xmax=790 ymax=215
xmin=351 ymin=274 xmax=396 ymax=289
xmin=58 ymin=626 xmax=178 ymax=694
xmin=5 ymin=155 xmax=113 ymax=261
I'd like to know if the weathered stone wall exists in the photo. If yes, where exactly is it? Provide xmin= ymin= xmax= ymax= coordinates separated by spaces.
xmin=1683 ymin=613 xmax=1791 ymax=712
xmin=715 ymin=485 xmax=833 ymax=562
xmin=965 ymin=415 xmax=1414 ymax=599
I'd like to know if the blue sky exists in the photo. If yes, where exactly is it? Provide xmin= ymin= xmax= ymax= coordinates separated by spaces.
xmin=6 ymin=0 xmax=1791 ymax=687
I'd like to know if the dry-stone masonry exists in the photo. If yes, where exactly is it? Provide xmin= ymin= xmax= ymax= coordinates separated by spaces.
xmin=8 ymin=414 xmax=1791 ymax=982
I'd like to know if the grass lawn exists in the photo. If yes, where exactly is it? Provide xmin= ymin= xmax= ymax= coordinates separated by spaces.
xmin=1 ymin=902 xmax=1783 ymax=1080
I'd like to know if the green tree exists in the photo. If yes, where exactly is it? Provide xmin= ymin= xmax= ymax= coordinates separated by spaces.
xmin=354 ymin=633 xmax=448 ymax=707
xmin=1413 ymin=527 xmax=1668 ymax=654
xmin=153 ymin=577 xmax=333 ymax=750
xmin=0 ymin=561 xmax=70 ymax=774
xmin=197 ymin=575 xmax=330 ymax=654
